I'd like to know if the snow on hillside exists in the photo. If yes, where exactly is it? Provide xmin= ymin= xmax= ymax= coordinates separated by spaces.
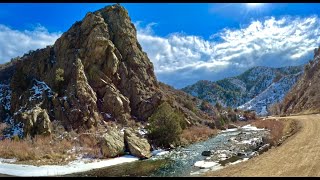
xmin=0 ymin=84 xmax=11 ymax=111
xmin=238 ymin=72 xmax=303 ymax=116
xmin=0 ymin=84 xmax=24 ymax=138
xmin=28 ymin=80 xmax=53 ymax=102
xmin=182 ymin=65 xmax=304 ymax=115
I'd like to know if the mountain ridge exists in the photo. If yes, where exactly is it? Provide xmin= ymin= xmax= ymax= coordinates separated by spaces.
xmin=182 ymin=65 xmax=304 ymax=115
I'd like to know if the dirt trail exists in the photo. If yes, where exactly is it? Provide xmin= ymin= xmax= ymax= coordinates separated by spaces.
xmin=205 ymin=114 xmax=320 ymax=177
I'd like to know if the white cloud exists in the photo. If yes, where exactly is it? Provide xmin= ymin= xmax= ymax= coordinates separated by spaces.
xmin=136 ymin=16 xmax=320 ymax=88
xmin=0 ymin=24 xmax=61 ymax=64
xmin=1 ymin=16 xmax=319 ymax=89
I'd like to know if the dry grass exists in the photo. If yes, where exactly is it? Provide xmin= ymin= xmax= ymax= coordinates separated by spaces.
xmin=0 ymin=135 xmax=73 ymax=163
xmin=0 ymin=130 xmax=104 ymax=165
xmin=252 ymin=119 xmax=285 ymax=146
xmin=180 ymin=125 xmax=218 ymax=146
xmin=76 ymin=133 xmax=102 ymax=158
xmin=0 ymin=123 xmax=8 ymax=139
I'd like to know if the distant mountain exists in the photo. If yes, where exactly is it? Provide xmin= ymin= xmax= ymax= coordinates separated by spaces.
xmin=280 ymin=48 xmax=320 ymax=115
xmin=238 ymin=71 xmax=302 ymax=115
xmin=182 ymin=65 xmax=304 ymax=115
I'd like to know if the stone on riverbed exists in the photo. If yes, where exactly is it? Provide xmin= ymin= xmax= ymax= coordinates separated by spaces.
xmin=201 ymin=151 xmax=212 ymax=156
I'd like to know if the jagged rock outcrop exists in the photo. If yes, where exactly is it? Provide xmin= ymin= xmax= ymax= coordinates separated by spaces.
xmin=280 ymin=48 xmax=320 ymax=115
xmin=5 ymin=4 xmax=163 ymax=135
xmin=15 ymin=106 xmax=52 ymax=136
xmin=124 ymin=128 xmax=151 ymax=159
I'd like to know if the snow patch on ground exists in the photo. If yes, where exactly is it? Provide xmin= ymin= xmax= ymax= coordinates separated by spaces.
xmin=220 ymin=128 xmax=239 ymax=133
xmin=229 ymin=157 xmax=249 ymax=165
xmin=194 ymin=160 xmax=220 ymax=169
xmin=0 ymin=158 xmax=17 ymax=163
xmin=151 ymin=149 xmax=169 ymax=156
xmin=0 ymin=155 xmax=138 ymax=177
xmin=241 ymin=124 xmax=265 ymax=131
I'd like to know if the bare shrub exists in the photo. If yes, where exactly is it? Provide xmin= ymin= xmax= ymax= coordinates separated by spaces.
xmin=180 ymin=125 xmax=217 ymax=146
xmin=252 ymin=119 xmax=284 ymax=146
xmin=268 ymin=102 xmax=281 ymax=116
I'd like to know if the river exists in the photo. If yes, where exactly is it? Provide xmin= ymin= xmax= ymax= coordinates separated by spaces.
xmin=67 ymin=125 xmax=270 ymax=177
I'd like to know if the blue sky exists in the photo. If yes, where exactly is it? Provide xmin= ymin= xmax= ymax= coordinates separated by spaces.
xmin=1 ymin=3 xmax=320 ymax=88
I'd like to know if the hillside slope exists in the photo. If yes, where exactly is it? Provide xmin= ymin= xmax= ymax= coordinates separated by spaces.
xmin=182 ymin=66 xmax=303 ymax=115
xmin=239 ymin=72 xmax=302 ymax=115
xmin=280 ymin=48 xmax=320 ymax=115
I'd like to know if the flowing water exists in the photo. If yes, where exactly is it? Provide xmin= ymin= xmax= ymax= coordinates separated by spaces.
xmin=68 ymin=125 xmax=270 ymax=177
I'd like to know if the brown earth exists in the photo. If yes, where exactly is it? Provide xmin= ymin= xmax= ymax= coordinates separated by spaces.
xmin=205 ymin=114 xmax=320 ymax=177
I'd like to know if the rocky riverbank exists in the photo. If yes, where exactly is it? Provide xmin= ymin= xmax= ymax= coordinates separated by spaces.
xmin=193 ymin=125 xmax=270 ymax=173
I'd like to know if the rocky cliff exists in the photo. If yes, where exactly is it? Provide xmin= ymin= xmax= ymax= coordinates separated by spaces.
xmin=280 ymin=48 xmax=320 ymax=115
xmin=0 ymin=4 xmax=205 ymax=138
xmin=0 ymin=3 xmax=223 ymax=150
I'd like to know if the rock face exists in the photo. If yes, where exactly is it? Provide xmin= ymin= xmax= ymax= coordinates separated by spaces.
xmin=4 ymin=4 xmax=163 ymax=136
xmin=0 ymin=4 xmax=215 ymax=156
xmin=280 ymin=48 xmax=320 ymax=115
xmin=16 ymin=107 xmax=52 ymax=136
xmin=124 ymin=128 xmax=151 ymax=159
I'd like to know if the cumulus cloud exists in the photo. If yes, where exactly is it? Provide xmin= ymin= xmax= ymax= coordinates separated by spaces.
xmin=0 ymin=24 xmax=61 ymax=64
xmin=136 ymin=16 xmax=320 ymax=88
xmin=1 ymin=16 xmax=319 ymax=89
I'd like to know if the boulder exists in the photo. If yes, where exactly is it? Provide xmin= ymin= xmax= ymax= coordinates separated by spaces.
xmin=100 ymin=128 xmax=125 ymax=158
xmin=124 ymin=128 xmax=151 ymax=159
xmin=201 ymin=151 xmax=212 ymax=156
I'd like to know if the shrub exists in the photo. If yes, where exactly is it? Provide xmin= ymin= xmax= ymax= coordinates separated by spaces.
xmin=180 ymin=126 xmax=217 ymax=145
xmin=252 ymin=119 xmax=284 ymax=146
xmin=200 ymin=100 xmax=211 ymax=112
xmin=147 ymin=102 xmax=185 ymax=148
xmin=55 ymin=68 xmax=64 ymax=83
xmin=55 ymin=68 xmax=65 ymax=95
xmin=228 ymin=111 xmax=237 ymax=122
xmin=243 ymin=110 xmax=257 ymax=120
xmin=183 ymin=101 xmax=195 ymax=112
xmin=0 ymin=123 xmax=8 ymax=136
xmin=220 ymin=117 xmax=226 ymax=126
xmin=215 ymin=102 xmax=222 ymax=111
